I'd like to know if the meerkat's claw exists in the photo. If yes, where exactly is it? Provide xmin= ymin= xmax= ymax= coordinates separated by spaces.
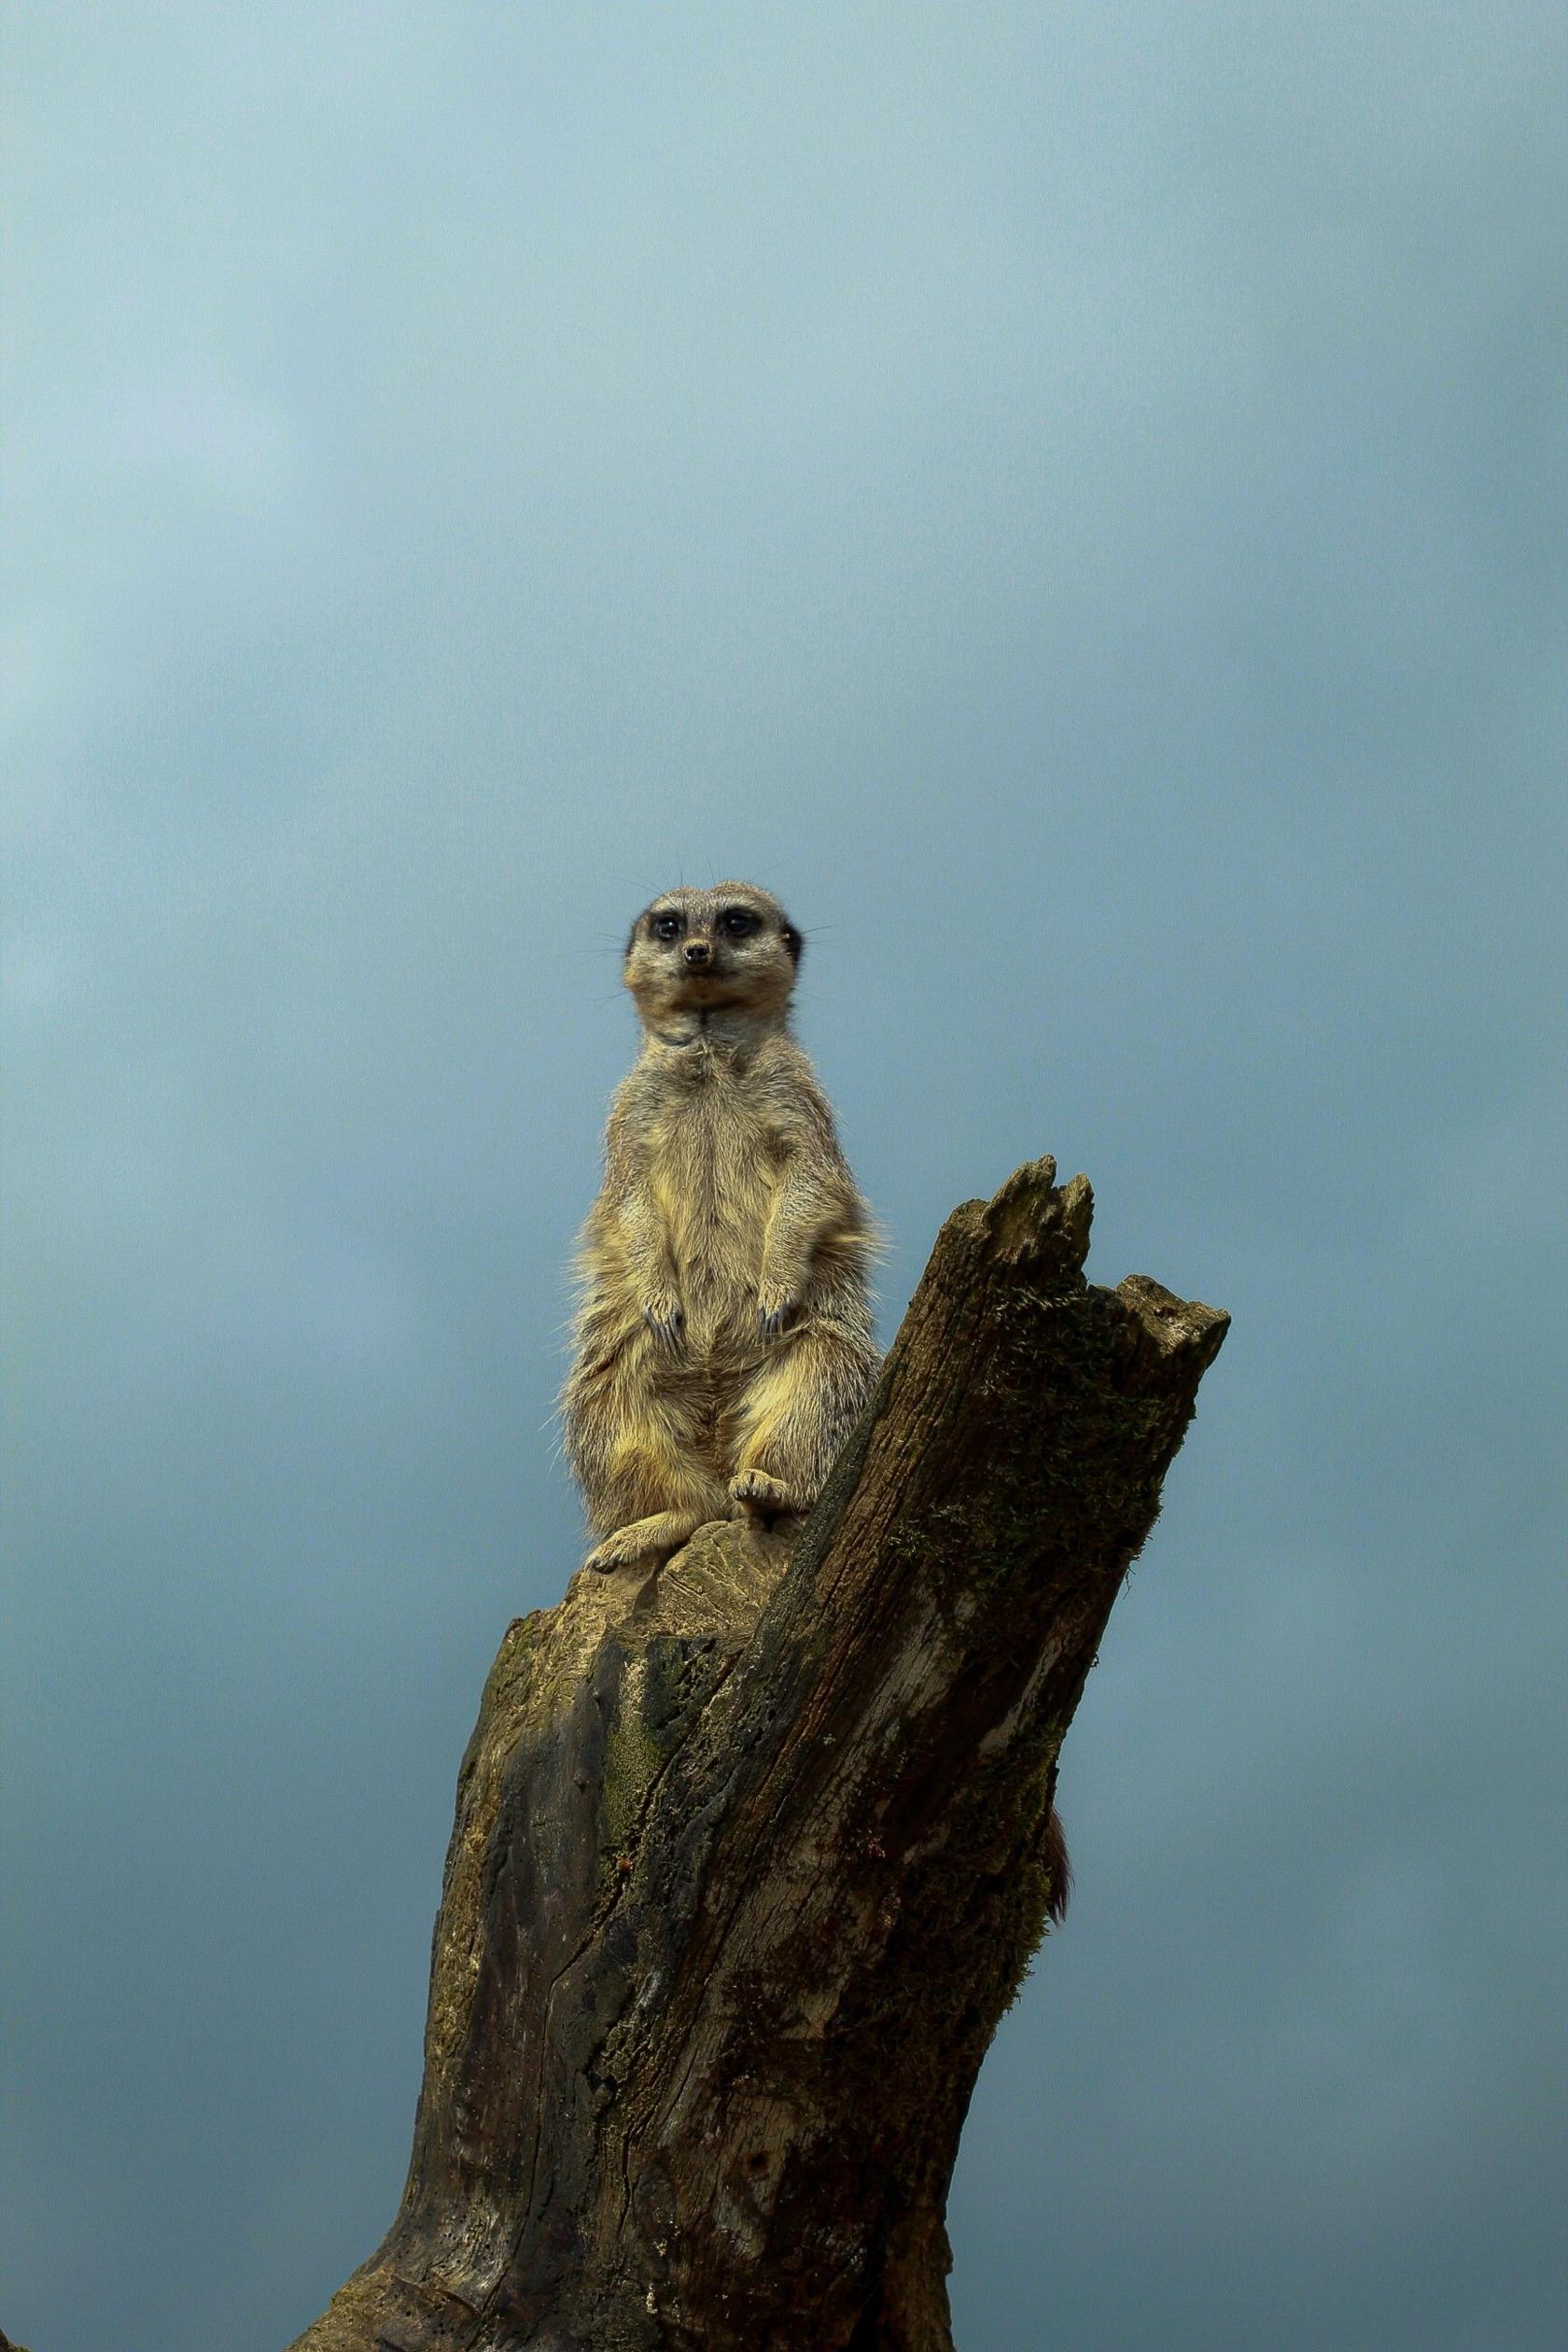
xmin=729 ymin=1468 xmax=799 ymax=1518
xmin=756 ymin=1292 xmax=795 ymax=1341
xmin=642 ymin=1299 xmax=685 ymax=1348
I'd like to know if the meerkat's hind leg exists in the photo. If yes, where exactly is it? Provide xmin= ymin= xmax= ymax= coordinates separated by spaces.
xmin=567 ymin=1341 xmax=729 ymax=1573
xmin=729 ymin=1323 xmax=880 ymax=1522
xmin=583 ymin=1508 xmax=707 ymax=1575
xmin=581 ymin=1435 xmax=729 ymax=1572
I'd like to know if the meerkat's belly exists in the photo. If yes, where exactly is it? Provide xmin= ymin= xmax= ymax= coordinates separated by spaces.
xmin=650 ymin=1096 xmax=779 ymax=1350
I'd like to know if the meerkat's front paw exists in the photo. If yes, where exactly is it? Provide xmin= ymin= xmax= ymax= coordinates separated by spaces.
xmin=755 ymin=1283 xmax=797 ymax=1341
xmin=640 ymin=1293 xmax=685 ymax=1348
xmin=729 ymin=1467 xmax=800 ymax=1518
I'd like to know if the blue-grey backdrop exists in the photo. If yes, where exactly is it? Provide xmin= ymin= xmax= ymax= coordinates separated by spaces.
xmin=4 ymin=7 xmax=1564 ymax=2347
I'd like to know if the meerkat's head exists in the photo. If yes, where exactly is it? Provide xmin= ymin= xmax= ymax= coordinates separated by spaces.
xmin=623 ymin=881 xmax=803 ymax=1030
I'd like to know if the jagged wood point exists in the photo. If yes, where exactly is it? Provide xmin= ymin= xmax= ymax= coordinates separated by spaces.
xmin=289 ymin=1159 xmax=1227 ymax=2352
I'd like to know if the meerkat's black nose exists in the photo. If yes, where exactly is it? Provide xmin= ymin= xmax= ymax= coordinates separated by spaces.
xmin=684 ymin=941 xmax=711 ymax=966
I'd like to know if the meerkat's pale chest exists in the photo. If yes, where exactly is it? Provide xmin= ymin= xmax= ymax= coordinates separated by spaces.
xmin=645 ymin=1073 xmax=783 ymax=1285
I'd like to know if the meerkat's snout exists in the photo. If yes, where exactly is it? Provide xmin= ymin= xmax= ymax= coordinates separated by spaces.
xmin=684 ymin=939 xmax=712 ymax=968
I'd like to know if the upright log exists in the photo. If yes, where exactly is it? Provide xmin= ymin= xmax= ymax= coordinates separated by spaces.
xmin=291 ymin=1160 xmax=1227 ymax=2351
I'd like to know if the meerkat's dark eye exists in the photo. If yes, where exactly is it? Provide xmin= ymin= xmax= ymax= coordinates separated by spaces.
xmin=720 ymin=907 xmax=759 ymax=938
xmin=651 ymin=912 xmax=683 ymax=942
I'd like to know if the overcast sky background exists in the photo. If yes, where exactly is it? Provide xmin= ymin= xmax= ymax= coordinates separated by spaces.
xmin=3 ymin=7 xmax=1565 ymax=2348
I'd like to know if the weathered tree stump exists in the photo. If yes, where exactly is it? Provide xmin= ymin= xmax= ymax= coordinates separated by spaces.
xmin=290 ymin=1160 xmax=1227 ymax=2351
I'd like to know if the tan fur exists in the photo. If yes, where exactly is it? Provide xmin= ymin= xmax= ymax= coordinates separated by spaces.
xmin=561 ymin=882 xmax=881 ymax=1574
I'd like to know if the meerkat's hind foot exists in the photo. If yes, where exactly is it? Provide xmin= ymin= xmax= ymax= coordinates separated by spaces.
xmin=728 ymin=1468 xmax=804 ymax=1520
xmin=583 ymin=1509 xmax=704 ymax=1575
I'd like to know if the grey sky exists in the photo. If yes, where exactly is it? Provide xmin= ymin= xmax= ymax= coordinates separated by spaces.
xmin=3 ymin=6 xmax=1564 ymax=2347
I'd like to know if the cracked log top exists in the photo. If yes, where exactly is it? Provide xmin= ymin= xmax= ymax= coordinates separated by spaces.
xmin=291 ymin=1160 xmax=1227 ymax=2352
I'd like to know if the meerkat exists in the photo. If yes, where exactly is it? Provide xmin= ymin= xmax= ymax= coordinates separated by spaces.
xmin=561 ymin=881 xmax=882 ymax=1575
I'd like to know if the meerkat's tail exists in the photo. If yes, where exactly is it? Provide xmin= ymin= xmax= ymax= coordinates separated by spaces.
xmin=1043 ymin=1805 xmax=1072 ymax=1926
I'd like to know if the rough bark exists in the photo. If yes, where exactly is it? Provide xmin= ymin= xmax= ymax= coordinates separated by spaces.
xmin=290 ymin=1159 xmax=1227 ymax=2352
